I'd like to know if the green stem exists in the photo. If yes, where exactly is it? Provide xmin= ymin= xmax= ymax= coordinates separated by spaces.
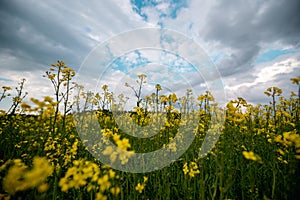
xmin=272 ymin=167 xmax=276 ymax=199
xmin=52 ymin=169 xmax=58 ymax=200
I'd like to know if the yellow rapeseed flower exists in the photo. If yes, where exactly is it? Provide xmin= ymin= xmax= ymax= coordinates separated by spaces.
xmin=38 ymin=183 xmax=49 ymax=193
xmin=3 ymin=157 xmax=53 ymax=195
xmin=95 ymin=192 xmax=107 ymax=200
xmin=277 ymin=149 xmax=285 ymax=156
xmin=242 ymin=151 xmax=263 ymax=163
xmin=169 ymin=93 xmax=178 ymax=103
xmin=290 ymin=76 xmax=300 ymax=84
xmin=110 ymin=187 xmax=121 ymax=196
xmin=116 ymin=138 xmax=131 ymax=150
xmin=183 ymin=163 xmax=189 ymax=175
xmin=183 ymin=162 xmax=200 ymax=178
xmin=98 ymin=174 xmax=111 ymax=192
xmin=135 ymin=183 xmax=145 ymax=193
xmin=143 ymin=176 xmax=148 ymax=182
xmin=168 ymin=142 xmax=177 ymax=152
xmin=242 ymin=151 xmax=257 ymax=160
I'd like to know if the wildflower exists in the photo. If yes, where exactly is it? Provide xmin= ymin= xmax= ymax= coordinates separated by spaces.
xmin=98 ymin=174 xmax=111 ymax=192
xmin=118 ymin=149 xmax=135 ymax=165
xmin=290 ymin=76 xmax=300 ymax=84
xmin=242 ymin=151 xmax=263 ymax=163
xmin=143 ymin=176 xmax=148 ymax=182
xmin=135 ymin=183 xmax=145 ymax=193
xmin=277 ymin=156 xmax=288 ymax=164
xmin=109 ymin=169 xmax=116 ymax=178
xmin=112 ymin=134 xmax=121 ymax=142
xmin=101 ymin=128 xmax=113 ymax=137
xmin=274 ymin=131 xmax=300 ymax=158
xmin=242 ymin=151 xmax=256 ymax=160
xmin=241 ymin=145 xmax=247 ymax=151
xmin=44 ymin=96 xmax=53 ymax=102
xmin=267 ymin=138 xmax=272 ymax=143
xmin=101 ymin=84 xmax=108 ymax=91
xmin=168 ymin=142 xmax=177 ymax=152
xmin=277 ymin=149 xmax=285 ymax=156
xmin=103 ymin=146 xmax=114 ymax=155
xmin=70 ymin=139 xmax=79 ymax=157
xmin=183 ymin=163 xmax=189 ymax=175
xmin=103 ymin=146 xmax=118 ymax=163
xmin=2 ymin=86 xmax=11 ymax=91
xmin=3 ymin=157 xmax=53 ymax=195
xmin=95 ymin=192 xmax=107 ymax=200
xmin=59 ymin=159 xmax=109 ymax=193
xmin=264 ymin=87 xmax=282 ymax=97
xmin=38 ymin=183 xmax=49 ymax=193
xmin=110 ymin=187 xmax=121 ymax=196
xmin=116 ymin=138 xmax=131 ymax=150
xmin=183 ymin=161 xmax=200 ymax=178
xmin=24 ymin=157 xmax=53 ymax=185
xmin=138 ymin=73 xmax=147 ymax=80
xmin=155 ymin=84 xmax=162 ymax=91
xmin=59 ymin=177 xmax=69 ymax=192
xmin=189 ymin=162 xmax=200 ymax=178
xmin=21 ymin=102 xmax=31 ymax=110
xmin=169 ymin=93 xmax=178 ymax=103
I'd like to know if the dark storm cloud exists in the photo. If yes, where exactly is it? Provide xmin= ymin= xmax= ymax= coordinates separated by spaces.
xmin=217 ymin=45 xmax=260 ymax=76
xmin=0 ymin=0 xmax=146 ymax=72
xmin=0 ymin=0 xmax=93 ymax=71
xmin=203 ymin=0 xmax=300 ymax=77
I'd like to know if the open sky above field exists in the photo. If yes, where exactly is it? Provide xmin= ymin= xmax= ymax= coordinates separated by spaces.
xmin=0 ymin=0 xmax=300 ymax=110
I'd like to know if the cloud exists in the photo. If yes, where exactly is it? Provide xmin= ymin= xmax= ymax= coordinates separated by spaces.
xmin=256 ymin=48 xmax=299 ymax=63
xmin=130 ymin=0 xmax=189 ymax=23
xmin=0 ymin=0 xmax=89 ymax=69
xmin=0 ymin=0 xmax=146 ymax=72
xmin=0 ymin=0 xmax=299 ymax=112
xmin=224 ymin=53 xmax=300 ymax=104
xmin=0 ymin=68 xmax=53 ymax=111
xmin=0 ymin=0 xmax=148 ymax=110
xmin=201 ymin=0 xmax=300 ymax=76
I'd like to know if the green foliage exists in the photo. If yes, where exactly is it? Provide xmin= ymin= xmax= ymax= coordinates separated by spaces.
xmin=0 ymin=62 xmax=299 ymax=199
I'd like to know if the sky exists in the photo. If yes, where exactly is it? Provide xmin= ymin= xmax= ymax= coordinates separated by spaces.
xmin=0 ymin=0 xmax=300 ymax=111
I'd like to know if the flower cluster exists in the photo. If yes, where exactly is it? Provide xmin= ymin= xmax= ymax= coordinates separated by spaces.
xmin=2 ymin=157 xmax=53 ymax=195
xmin=0 ymin=64 xmax=299 ymax=199
xmin=135 ymin=176 xmax=148 ymax=193
xmin=59 ymin=159 xmax=120 ymax=199
xmin=242 ymin=151 xmax=263 ymax=163
xmin=183 ymin=161 xmax=200 ymax=178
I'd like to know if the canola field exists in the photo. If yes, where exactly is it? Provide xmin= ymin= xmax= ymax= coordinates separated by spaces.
xmin=0 ymin=61 xmax=300 ymax=200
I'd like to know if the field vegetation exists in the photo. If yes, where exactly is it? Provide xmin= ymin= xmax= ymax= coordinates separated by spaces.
xmin=0 ymin=61 xmax=299 ymax=200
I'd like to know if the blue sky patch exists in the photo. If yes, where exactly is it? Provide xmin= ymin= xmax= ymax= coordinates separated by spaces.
xmin=0 ymin=77 xmax=13 ymax=82
xmin=211 ymin=54 xmax=223 ymax=63
xmin=130 ymin=0 xmax=189 ymax=22
xmin=160 ymin=33 xmax=175 ymax=44
xmin=111 ymin=50 xmax=150 ymax=73
xmin=168 ymin=0 xmax=188 ymax=19
xmin=256 ymin=48 xmax=298 ymax=63
xmin=110 ymin=48 xmax=197 ymax=75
